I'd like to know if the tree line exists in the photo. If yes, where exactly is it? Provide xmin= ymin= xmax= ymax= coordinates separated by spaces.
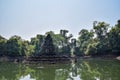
xmin=0 ymin=20 xmax=120 ymax=57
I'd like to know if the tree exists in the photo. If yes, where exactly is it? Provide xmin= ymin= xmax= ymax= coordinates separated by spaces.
xmin=108 ymin=20 xmax=120 ymax=55
xmin=0 ymin=35 xmax=7 ymax=56
xmin=30 ymin=34 xmax=44 ymax=56
xmin=6 ymin=35 xmax=22 ymax=56
xmin=21 ymin=40 xmax=34 ymax=57
xmin=60 ymin=30 xmax=73 ymax=55
xmin=93 ymin=21 xmax=109 ymax=40
xmin=45 ymin=31 xmax=65 ymax=55
xmin=45 ymin=30 xmax=72 ymax=55
xmin=60 ymin=29 xmax=73 ymax=44
xmin=85 ymin=42 xmax=98 ymax=55
xmin=91 ymin=21 xmax=110 ymax=55
xmin=78 ymin=29 xmax=93 ymax=55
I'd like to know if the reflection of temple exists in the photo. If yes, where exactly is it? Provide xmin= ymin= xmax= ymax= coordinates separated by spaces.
xmin=31 ymin=67 xmax=56 ymax=80
xmin=26 ymin=64 xmax=70 ymax=80
xmin=1 ymin=60 xmax=119 ymax=80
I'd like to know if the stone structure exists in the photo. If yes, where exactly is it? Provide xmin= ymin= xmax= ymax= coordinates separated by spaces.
xmin=41 ymin=34 xmax=55 ymax=56
xmin=26 ymin=34 xmax=70 ymax=64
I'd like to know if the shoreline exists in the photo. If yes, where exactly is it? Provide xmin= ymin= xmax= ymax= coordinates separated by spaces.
xmin=0 ymin=55 xmax=120 ymax=63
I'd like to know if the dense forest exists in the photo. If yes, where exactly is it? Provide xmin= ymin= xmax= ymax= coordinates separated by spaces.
xmin=0 ymin=20 xmax=120 ymax=57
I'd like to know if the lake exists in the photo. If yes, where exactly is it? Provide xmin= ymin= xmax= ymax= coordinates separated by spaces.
xmin=0 ymin=59 xmax=120 ymax=80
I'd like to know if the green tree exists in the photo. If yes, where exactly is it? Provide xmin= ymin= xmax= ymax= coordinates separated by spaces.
xmin=93 ymin=21 xmax=109 ymax=40
xmin=89 ymin=21 xmax=110 ymax=55
xmin=60 ymin=30 xmax=73 ymax=55
xmin=21 ymin=40 xmax=34 ymax=57
xmin=85 ymin=42 xmax=98 ymax=55
xmin=6 ymin=35 xmax=22 ymax=56
xmin=0 ymin=35 xmax=7 ymax=56
xmin=108 ymin=20 xmax=120 ymax=55
xmin=78 ymin=29 xmax=93 ymax=55
xmin=30 ymin=34 xmax=44 ymax=56
xmin=45 ymin=30 xmax=72 ymax=55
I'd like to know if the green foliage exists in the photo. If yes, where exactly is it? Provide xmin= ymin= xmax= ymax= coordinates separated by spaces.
xmin=78 ymin=29 xmax=93 ymax=42
xmin=6 ymin=35 xmax=22 ymax=56
xmin=30 ymin=34 xmax=44 ymax=56
xmin=93 ymin=21 xmax=109 ymax=40
xmin=45 ymin=30 xmax=72 ymax=55
xmin=0 ymin=20 xmax=120 ymax=57
xmin=87 ymin=21 xmax=110 ymax=55
xmin=108 ymin=20 xmax=120 ymax=54
xmin=85 ymin=42 xmax=97 ymax=55
xmin=78 ymin=29 xmax=94 ymax=55
xmin=0 ymin=35 xmax=34 ymax=57
xmin=21 ymin=41 xmax=34 ymax=57
xmin=0 ymin=35 xmax=7 ymax=56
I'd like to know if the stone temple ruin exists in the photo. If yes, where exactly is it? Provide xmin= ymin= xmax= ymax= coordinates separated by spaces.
xmin=40 ymin=34 xmax=55 ymax=56
xmin=27 ymin=34 xmax=70 ymax=63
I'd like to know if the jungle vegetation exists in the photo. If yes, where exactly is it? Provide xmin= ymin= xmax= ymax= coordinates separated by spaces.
xmin=0 ymin=20 xmax=120 ymax=57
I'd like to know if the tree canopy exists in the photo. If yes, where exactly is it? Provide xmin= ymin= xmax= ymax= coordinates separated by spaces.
xmin=0 ymin=20 xmax=120 ymax=57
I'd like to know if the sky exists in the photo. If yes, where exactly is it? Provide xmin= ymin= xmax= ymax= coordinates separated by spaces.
xmin=0 ymin=0 xmax=120 ymax=40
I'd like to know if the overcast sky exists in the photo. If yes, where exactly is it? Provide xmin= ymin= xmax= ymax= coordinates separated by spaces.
xmin=0 ymin=0 xmax=120 ymax=40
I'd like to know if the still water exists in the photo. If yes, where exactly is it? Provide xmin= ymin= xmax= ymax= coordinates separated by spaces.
xmin=0 ymin=60 xmax=120 ymax=80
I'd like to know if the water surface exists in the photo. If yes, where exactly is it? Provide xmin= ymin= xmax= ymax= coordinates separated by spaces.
xmin=0 ymin=60 xmax=120 ymax=80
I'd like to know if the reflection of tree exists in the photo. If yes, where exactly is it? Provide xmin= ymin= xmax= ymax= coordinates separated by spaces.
xmin=55 ymin=69 xmax=69 ymax=80
xmin=29 ymin=64 xmax=70 ymax=80
xmin=66 ymin=59 xmax=79 ymax=80
xmin=77 ymin=61 xmax=101 ymax=80
xmin=71 ymin=60 xmax=77 ymax=77
xmin=31 ymin=67 xmax=56 ymax=80
xmin=77 ymin=60 xmax=120 ymax=80
xmin=0 ymin=60 xmax=120 ymax=80
xmin=89 ymin=60 xmax=120 ymax=80
xmin=0 ymin=62 xmax=20 ymax=80
xmin=29 ymin=64 xmax=74 ymax=80
xmin=16 ymin=64 xmax=35 ymax=79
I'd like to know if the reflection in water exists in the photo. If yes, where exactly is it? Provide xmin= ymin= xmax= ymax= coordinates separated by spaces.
xmin=19 ymin=74 xmax=35 ymax=80
xmin=0 ymin=60 xmax=120 ymax=80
